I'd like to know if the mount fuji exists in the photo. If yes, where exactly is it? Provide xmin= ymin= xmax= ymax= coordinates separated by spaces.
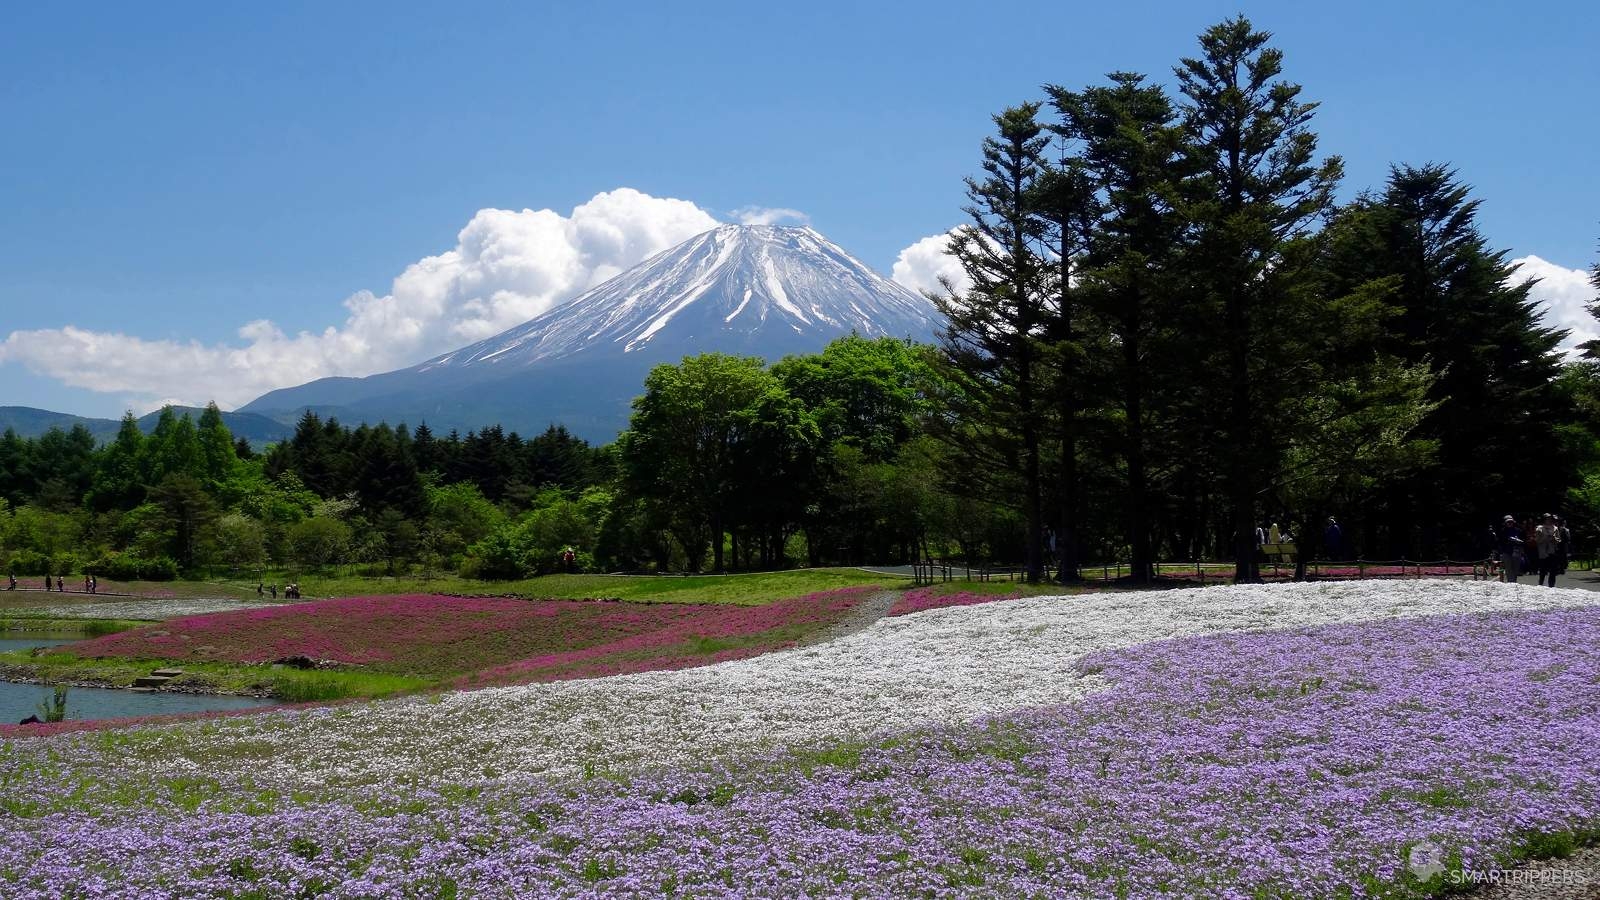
xmin=240 ymin=224 xmax=944 ymax=441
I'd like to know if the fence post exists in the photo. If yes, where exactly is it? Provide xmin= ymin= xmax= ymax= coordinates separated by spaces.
xmin=1358 ymin=559 xmax=1365 ymax=579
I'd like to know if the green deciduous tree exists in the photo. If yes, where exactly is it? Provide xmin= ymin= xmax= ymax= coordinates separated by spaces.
xmin=212 ymin=512 xmax=267 ymax=573
xmin=622 ymin=353 xmax=813 ymax=572
xmin=286 ymin=516 xmax=352 ymax=571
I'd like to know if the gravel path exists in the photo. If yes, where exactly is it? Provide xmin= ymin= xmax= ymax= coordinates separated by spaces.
xmin=797 ymin=589 xmax=900 ymax=646
xmin=1463 ymin=847 xmax=1599 ymax=898
xmin=11 ymin=598 xmax=286 ymax=620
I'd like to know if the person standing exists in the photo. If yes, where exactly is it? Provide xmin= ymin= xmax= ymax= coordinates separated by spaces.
xmin=55 ymin=575 xmax=63 ymax=592
xmin=1499 ymin=515 xmax=1525 ymax=583
xmin=1535 ymin=514 xmax=1563 ymax=587
xmin=1324 ymin=517 xmax=1344 ymax=559
xmin=1556 ymin=515 xmax=1572 ymax=575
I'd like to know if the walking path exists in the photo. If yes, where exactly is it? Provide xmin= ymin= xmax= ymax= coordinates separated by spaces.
xmin=1463 ymin=845 xmax=1597 ymax=898
xmin=799 ymin=589 xmax=900 ymax=647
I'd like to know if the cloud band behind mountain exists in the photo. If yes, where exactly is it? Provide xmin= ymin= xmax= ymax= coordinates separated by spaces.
xmin=0 ymin=189 xmax=717 ymax=411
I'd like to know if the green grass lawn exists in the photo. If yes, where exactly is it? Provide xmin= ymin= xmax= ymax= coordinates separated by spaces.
xmin=0 ymin=616 xmax=146 ymax=635
xmin=212 ymin=567 xmax=909 ymax=606
xmin=909 ymin=580 xmax=1085 ymax=599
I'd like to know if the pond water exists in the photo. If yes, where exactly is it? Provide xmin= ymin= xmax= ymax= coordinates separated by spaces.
xmin=1 ymin=632 xmax=279 ymax=724
xmin=0 ymin=635 xmax=73 ymax=653
xmin=1 ymin=680 xmax=278 ymax=724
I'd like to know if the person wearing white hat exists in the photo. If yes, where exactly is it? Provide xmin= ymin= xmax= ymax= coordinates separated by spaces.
xmin=1498 ymin=515 xmax=1525 ymax=583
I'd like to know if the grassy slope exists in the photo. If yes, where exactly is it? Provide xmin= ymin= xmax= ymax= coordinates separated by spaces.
xmin=215 ymin=567 xmax=908 ymax=605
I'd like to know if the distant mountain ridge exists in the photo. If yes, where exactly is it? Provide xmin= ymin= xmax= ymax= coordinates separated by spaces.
xmin=0 ymin=406 xmax=293 ymax=445
xmin=241 ymin=224 xmax=943 ymax=441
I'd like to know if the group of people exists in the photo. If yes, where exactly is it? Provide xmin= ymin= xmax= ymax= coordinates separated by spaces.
xmin=256 ymin=582 xmax=302 ymax=600
xmin=1497 ymin=513 xmax=1571 ymax=586
xmin=1254 ymin=522 xmax=1295 ymax=547
xmin=4 ymin=572 xmax=93 ymax=592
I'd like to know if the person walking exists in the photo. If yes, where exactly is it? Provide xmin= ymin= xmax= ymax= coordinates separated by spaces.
xmin=55 ymin=575 xmax=63 ymax=592
xmin=1499 ymin=515 xmax=1525 ymax=583
xmin=1535 ymin=514 xmax=1563 ymax=587
xmin=1324 ymin=517 xmax=1344 ymax=559
xmin=1556 ymin=515 xmax=1572 ymax=575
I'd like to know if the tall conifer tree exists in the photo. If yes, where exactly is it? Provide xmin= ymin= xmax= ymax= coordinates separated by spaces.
xmin=1176 ymin=17 xmax=1341 ymax=581
xmin=936 ymin=104 xmax=1051 ymax=582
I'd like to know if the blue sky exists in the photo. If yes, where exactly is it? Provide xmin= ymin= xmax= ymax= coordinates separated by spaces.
xmin=2 ymin=0 xmax=1596 ymax=417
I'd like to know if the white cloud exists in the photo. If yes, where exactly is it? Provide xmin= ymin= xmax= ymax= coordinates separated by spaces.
xmin=1515 ymin=255 xmax=1598 ymax=355
xmin=891 ymin=229 xmax=971 ymax=298
xmin=732 ymin=206 xmax=808 ymax=227
xmin=0 ymin=188 xmax=719 ymax=410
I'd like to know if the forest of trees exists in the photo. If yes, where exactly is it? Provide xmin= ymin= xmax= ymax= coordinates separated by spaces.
xmin=3 ymin=16 xmax=1599 ymax=585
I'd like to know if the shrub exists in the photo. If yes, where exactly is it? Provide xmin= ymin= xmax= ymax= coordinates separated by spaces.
xmin=36 ymin=685 xmax=70 ymax=723
xmin=89 ymin=553 xmax=179 ymax=581
xmin=4 ymin=549 xmax=53 ymax=576
xmin=463 ymin=530 xmax=531 ymax=580
xmin=80 ymin=620 xmax=134 ymax=637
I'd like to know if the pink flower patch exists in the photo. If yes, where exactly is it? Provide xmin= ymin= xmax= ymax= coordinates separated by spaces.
xmin=888 ymin=588 xmax=1021 ymax=617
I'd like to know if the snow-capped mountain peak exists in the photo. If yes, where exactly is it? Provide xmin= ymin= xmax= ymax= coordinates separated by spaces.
xmin=416 ymin=223 xmax=941 ymax=372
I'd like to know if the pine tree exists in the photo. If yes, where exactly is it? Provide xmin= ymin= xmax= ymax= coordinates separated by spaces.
xmin=196 ymin=403 xmax=239 ymax=488
xmin=1582 ymin=239 xmax=1600 ymax=360
xmin=142 ymin=407 xmax=205 ymax=486
xmin=0 ymin=428 xmax=25 ymax=506
xmin=411 ymin=422 xmax=441 ymax=474
xmin=1176 ymin=16 xmax=1342 ymax=581
xmin=1025 ymin=151 xmax=1097 ymax=582
xmin=935 ymin=103 xmax=1052 ymax=582
xmin=1052 ymin=73 xmax=1196 ymax=583
xmin=89 ymin=412 xmax=147 ymax=510
xmin=1323 ymin=165 xmax=1569 ymax=552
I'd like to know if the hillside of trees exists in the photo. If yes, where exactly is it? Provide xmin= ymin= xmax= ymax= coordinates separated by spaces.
xmin=3 ymin=16 xmax=1599 ymax=585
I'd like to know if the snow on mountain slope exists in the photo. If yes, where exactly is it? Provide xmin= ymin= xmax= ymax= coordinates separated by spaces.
xmin=411 ymin=223 xmax=941 ymax=373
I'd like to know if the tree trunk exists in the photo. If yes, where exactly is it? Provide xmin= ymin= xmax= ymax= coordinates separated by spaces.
xmin=1018 ymin=282 xmax=1044 ymax=584
xmin=1055 ymin=229 xmax=1082 ymax=583
xmin=711 ymin=509 xmax=725 ymax=573
xmin=1123 ymin=304 xmax=1153 ymax=584
xmin=1227 ymin=318 xmax=1258 ymax=583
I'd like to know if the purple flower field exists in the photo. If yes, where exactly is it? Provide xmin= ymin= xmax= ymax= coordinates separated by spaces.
xmin=2 ymin=604 xmax=1597 ymax=898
